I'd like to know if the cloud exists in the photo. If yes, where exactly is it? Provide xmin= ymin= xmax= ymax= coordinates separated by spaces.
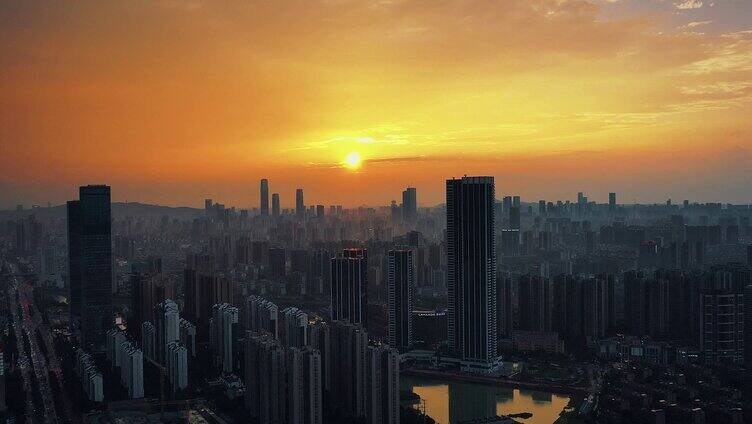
xmin=674 ymin=1 xmax=704 ymax=10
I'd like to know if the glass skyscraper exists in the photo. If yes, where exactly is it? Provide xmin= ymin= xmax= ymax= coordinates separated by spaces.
xmin=68 ymin=184 xmax=113 ymax=350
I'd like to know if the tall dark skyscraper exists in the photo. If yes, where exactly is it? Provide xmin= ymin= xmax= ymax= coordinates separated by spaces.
xmin=67 ymin=185 xmax=113 ymax=349
xmin=260 ymin=179 xmax=269 ymax=217
xmin=272 ymin=193 xmax=280 ymax=219
xmin=609 ymin=192 xmax=617 ymax=210
xmin=446 ymin=176 xmax=497 ymax=368
xmin=387 ymin=249 xmax=413 ymax=352
xmin=402 ymin=187 xmax=417 ymax=223
xmin=330 ymin=248 xmax=368 ymax=328
xmin=296 ymin=188 xmax=305 ymax=218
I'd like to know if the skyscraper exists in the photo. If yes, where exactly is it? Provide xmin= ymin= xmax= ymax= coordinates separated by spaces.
xmin=446 ymin=176 xmax=497 ymax=369
xmin=387 ymin=249 xmax=413 ymax=353
xmin=331 ymin=248 xmax=368 ymax=327
xmin=296 ymin=188 xmax=305 ymax=218
xmin=402 ymin=187 xmax=417 ymax=223
xmin=260 ymin=179 xmax=269 ymax=217
xmin=272 ymin=193 xmax=281 ymax=219
xmin=67 ymin=185 xmax=113 ymax=349
xmin=609 ymin=192 xmax=617 ymax=210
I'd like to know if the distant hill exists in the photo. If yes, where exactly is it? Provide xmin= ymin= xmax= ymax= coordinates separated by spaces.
xmin=0 ymin=202 xmax=204 ymax=221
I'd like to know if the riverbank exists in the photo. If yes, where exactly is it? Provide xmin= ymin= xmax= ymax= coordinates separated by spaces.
xmin=403 ymin=368 xmax=590 ymax=396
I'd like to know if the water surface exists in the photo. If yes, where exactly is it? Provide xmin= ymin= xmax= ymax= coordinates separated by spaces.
xmin=402 ymin=375 xmax=570 ymax=424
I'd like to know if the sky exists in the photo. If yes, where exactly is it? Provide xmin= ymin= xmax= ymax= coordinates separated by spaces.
xmin=1 ymin=0 xmax=752 ymax=209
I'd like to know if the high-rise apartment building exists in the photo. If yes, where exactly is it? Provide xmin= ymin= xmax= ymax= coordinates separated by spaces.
xmin=446 ymin=176 xmax=497 ymax=369
xmin=211 ymin=303 xmax=239 ymax=373
xmin=68 ymin=185 xmax=113 ymax=349
xmin=286 ymin=347 xmax=324 ymax=424
xmin=330 ymin=321 xmax=368 ymax=419
xmin=245 ymin=333 xmax=287 ymax=423
xmin=246 ymin=295 xmax=280 ymax=339
xmin=282 ymin=307 xmax=309 ymax=348
xmin=387 ymin=249 xmax=413 ymax=353
xmin=365 ymin=345 xmax=400 ymax=424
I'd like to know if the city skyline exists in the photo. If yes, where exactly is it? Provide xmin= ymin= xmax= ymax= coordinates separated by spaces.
xmin=2 ymin=0 xmax=752 ymax=207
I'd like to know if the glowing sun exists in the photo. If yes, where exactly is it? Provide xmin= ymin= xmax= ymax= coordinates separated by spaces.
xmin=343 ymin=151 xmax=362 ymax=170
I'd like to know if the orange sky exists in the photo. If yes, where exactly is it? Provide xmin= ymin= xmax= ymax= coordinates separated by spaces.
xmin=1 ymin=0 xmax=751 ymax=208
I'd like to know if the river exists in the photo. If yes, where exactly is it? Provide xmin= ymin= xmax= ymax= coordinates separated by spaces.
xmin=402 ymin=375 xmax=570 ymax=424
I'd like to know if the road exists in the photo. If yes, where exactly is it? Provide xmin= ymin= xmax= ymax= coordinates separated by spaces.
xmin=6 ymin=261 xmax=73 ymax=424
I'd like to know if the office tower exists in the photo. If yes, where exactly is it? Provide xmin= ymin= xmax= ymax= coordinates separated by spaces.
xmin=387 ymin=249 xmax=413 ymax=352
xmin=120 ymin=341 xmax=144 ymax=399
xmin=167 ymin=342 xmax=188 ymax=390
xmin=518 ymin=275 xmax=552 ymax=333
xmin=316 ymin=204 xmax=325 ymax=218
xmin=331 ymin=248 xmax=368 ymax=327
xmin=272 ymin=193 xmax=281 ymax=219
xmin=245 ymin=333 xmax=287 ymax=423
xmin=155 ymin=299 xmax=180 ymax=364
xmin=67 ymin=185 xmax=113 ymax=349
xmin=538 ymin=200 xmax=546 ymax=216
xmin=330 ymin=321 xmax=368 ymax=419
xmin=75 ymin=349 xmax=104 ymax=402
xmin=282 ymin=307 xmax=308 ymax=348
xmin=269 ymin=247 xmax=286 ymax=279
xmin=309 ymin=321 xmax=331 ymax=394
xmin=296 ymin=188 xmax=305 ymax=218
xmin=286 ymin=347 xmax=324 ymax=424
xmin=446 ymin=176 xmax=497 ymax=368
xmin=512 ymin=195 xmax=520 ymax=208
xmin=184 ymin=254 xmax=231 ymax=337
xmin=365 ymin=345 xmax=400 ymax=424
xmin=509 ymin=206 xmax=521 ymax=230
xmin=179 ymin=318 xmax=197 ymax=358
xmin=701 ymin=290 xmax=744 ymax=364
xmin=496 ymin=272 xmax=514 ymax=339
xmin=141 ymin=321 xmax=157 ymax=360
xmin=402 ymin=187 xmax=417 ymax=223
xmin=211 ymin=303 xmax=239 ymax=373
xmin=260 ymin=179 xmax=269 ymax=217
xmin=246 ymin=295 xmax=279 ymax=338
xmin=577 ymin=192 xmax=585 ymax=205
xmin=609 ymin=192 xmax=617 ymax=210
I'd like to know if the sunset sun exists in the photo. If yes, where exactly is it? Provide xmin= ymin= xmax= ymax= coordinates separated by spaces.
xmin=343 ymin=152 xmax=362 ymax=170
